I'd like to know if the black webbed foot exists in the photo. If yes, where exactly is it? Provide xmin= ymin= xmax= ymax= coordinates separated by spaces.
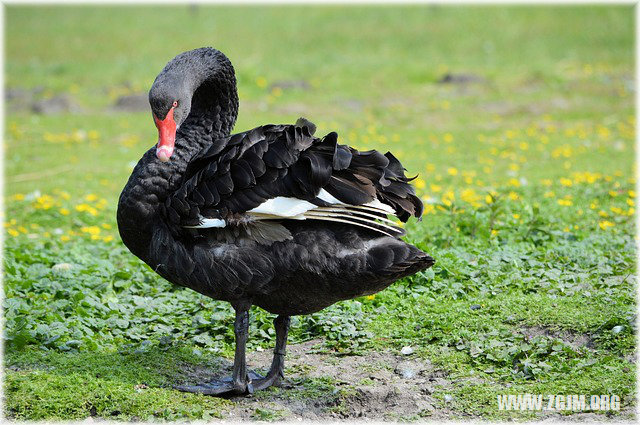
xmin=174 ymin=371 xmax=263 ymax=396
xmin=250 ymin=369 xmax=283 ymax=392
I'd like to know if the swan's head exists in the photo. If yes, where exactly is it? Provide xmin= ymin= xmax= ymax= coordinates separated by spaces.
xmin=149 ymin=77 xmax=191 ymax=162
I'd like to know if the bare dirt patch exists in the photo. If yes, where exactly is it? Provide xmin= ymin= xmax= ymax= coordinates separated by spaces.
xmin=176 ymin=339 xmax=460 ymax=421
xmin=520 ymin=325 xmax=593 ymax=350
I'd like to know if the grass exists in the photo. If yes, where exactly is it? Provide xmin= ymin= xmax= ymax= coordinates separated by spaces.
xmin=4 ymin=4 xmax=636 ymax=421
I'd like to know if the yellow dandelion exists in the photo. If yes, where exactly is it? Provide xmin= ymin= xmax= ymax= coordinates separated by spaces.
xmin=447 ymin=167 xmax=458 ymax=176
xmin=430 ymin=184 xmax=442 ymax=193
xmin=460 ymin=188 xmax=479 ymax=204
xmin=443 ymin=133 xmax=454 ymax=143
xmin=508 ymin=178 xmax=521 ymax=187
xmin=628 ymin=190 xmax=636 ymax=198
xmin=508 ymin=192 xmax=520 ymax=201
xmin=491 ymin=229 xmax=499 ymax=236
xmin=557 ymin=199 xmax=573 ymax=206
xmin=423 ymin=204 xmax=435 ymax=215
xmin=7 ymin=228 xmax=19 ymax=237
xmin=414 ymin=178 xmax=426 ymax=190
xmin=59 ymin=208 xmax=70 ymax=216
xmin=366 ymin=295 xmax=375 ymax=300
xmin=599 ymin=220 xmax=614 ymax=230
xmin=60 ymin=235 xmax=71 ymax=242
xmin=627 ymin=198 xmax=635 ymax=207
xmin=559 ymin=178 xmax=573 ymax=187
xmin=11 ymin=193 xmax=25 ymax=201
xmin=541 ymin=179 xmax=552 ymax=187
xmin=598 ymin=210 xmax=609 ymax=217
xmin=36 ymin=194 xmax=54 ymax=205
xmin=80 ymin=226 xmax=101 ymax=236
xmin=255 ymin=76 xmax=267 ymax=88
xmin=85 ymin=194 xmax=98 ymax=202
xmin=597 ymin=126 xmax=611 ymax=140
xmin=608 ymin=191 xmax=618 ymax=197
xmin=441 ymin=190 xmax=455 ymax=207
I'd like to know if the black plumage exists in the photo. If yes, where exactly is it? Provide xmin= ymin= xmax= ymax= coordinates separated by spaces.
xmin=117 ymin=47 xmax=434 ymax=396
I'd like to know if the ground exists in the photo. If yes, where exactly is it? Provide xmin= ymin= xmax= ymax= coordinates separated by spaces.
xmin=3 ymin=5 xmax=637 ymax=422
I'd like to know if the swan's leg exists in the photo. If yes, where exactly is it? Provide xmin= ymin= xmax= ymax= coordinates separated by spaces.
xmin=231 ymin=305 xmax=252 ymax=393
xmin=174 ymin=303 xmax=254 ymax=396
xmin=252 ymin=315 xmax=290 ymax=391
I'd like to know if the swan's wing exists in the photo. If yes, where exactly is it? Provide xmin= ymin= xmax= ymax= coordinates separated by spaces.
xmin=163 ymin=119 xmax=423 ymax=243
xmin=165 ymin=121 xmax=316 ymax=224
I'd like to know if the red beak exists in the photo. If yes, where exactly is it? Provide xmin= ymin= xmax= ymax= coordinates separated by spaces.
xmin=153 ymin=107 xmax=176 ymax=162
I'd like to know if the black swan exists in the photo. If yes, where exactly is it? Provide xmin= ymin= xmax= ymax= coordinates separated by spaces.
xmin=117 ymin=47 xmax=434 ymax=396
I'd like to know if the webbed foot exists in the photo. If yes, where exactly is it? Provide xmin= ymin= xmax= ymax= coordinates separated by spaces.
xmin=174 ymin=371 xmax=263 ymax=395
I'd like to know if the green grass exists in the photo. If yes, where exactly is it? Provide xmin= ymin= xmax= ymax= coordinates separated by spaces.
xmin=4 ymin=4 xmax=636 ymax=421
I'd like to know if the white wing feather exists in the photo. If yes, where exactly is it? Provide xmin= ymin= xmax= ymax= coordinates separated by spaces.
xmin=183 ymin=190 xmax=399 ymax=237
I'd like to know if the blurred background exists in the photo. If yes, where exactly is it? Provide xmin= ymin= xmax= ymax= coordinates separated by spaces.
xmin=4 ymin=5 xmax=636 ymax=421
xmin=6 ymin=5 xmax=634 ymax=200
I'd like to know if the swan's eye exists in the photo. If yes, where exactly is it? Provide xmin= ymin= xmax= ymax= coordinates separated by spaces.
xmin=172 ymin=101 xmax=178 ymax=108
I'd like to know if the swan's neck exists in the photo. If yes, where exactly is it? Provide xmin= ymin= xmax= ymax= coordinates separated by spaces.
xmin=169 ymin=48 xmax=239 ymax=143
xmin=117 ymin=48 xmax=239 ymax=262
